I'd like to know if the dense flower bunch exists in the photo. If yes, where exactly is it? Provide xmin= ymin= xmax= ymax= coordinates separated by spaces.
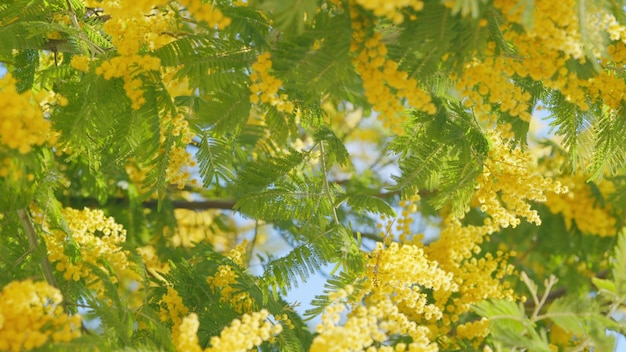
xmin=454 ymin=1 xmax=626 ymax=125
xmin=206 ymin=309 xmax=282 ymax=351
xmin=474 ymin=133 xmax=568 ymax=228
xmin=311 ymin=284 xmax=439 ymax=351
xmin=0 ymin=280 xmax=81 ymax=351
xmin=206 ymin=241 xmax=254 ymax=313
xmin=0 ymin=74 xmax=52 ymax=154
xmin=366 ymin=242 xmax=457 ymax=320
xmin=136 ymin=244 xmax=170 ymax=281
xmin=160 ymin=113 xmax=198 ymax=189
xmin=159 ymin=286 xmax=189 ymax=327
xmin=43 ymin=207 xmax=139 ymax=298
xmin=70 ymin=55 xmax=90 ymax=72
xmin=545 ymin=173 xmax=617 ymax=237
xmin=173 ymin=313 xmax=202 ymax=352
xmin=349 ymin=4 xmax=435 ymax=134
xmin=173 ymin=309 xmax=282 ymax=352
xmin=486 ymin=1 xmax=626 ymax=112
xmin=95 ymin=53 xmax=161 ymax=110
xmin=178 ymin=0 xmax=231 ymax=29
xmin=412 ymin=216 xmax=516 ymax=349
xmin=368 ymin=191 xmax=517 ymax=347
xmin=169 ymin=209 xmax=236 ymax=250
xmin=249 ymin=52 xmax=295 ymax=114
xmin=93 ymin=2 xmax=176 ymax=109
xmin=353 ymin=0 xmax=424 ymax=24
xmin=455 ymin=52 xmax=533 ymax=123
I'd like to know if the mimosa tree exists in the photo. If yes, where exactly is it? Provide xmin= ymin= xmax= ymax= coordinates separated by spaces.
xmin=1 ymin=0 xmax=626 ymax=351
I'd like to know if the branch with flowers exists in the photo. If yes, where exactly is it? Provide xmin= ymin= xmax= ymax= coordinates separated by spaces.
xmin=1 ymin=1 xmax=626 ymax=351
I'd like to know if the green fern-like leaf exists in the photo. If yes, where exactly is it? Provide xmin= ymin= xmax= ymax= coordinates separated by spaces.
xmin=196 ymin=134 xmax=235 ymax=187
xmin=261 ymin=226 xmax=343 ymax=296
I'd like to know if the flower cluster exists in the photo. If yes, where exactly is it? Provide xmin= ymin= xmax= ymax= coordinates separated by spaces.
xmin=178 ymin=0 xmax=231 ymax=29
xmin=44 ymin=207 xmax=139 ymax=298
xmin=424 ymin=216 xmax=517 ymax=343
xmin=456 ymin=53 xmax=533 ymax=123
xmin=367 ymin=242 xmax=457 ymax=320
xmin=137 ymin=245 xmax=170 ymax=281
xmin=545 ymin=173 xmax=617 ymax=237
xmin=206 ymin=241 xmax=253 ymax=314
xmin=170 ymin=209 xmax=235 ymax=250
xmin=349 ymin=6 xmax=435 ymax=134
xmin=70 ymin=55 xmax=90 ymax=72
xmin=468 ymin=0 xmax=626 ymax=115
xmin=171 ymin=310 xmax=283 ymax=352
xmin=94 ymin=3 xmax=179 ymax=109
xmin=474 ymin=132 xmax=568 ymax=228
xmin=0 ymin=280 xmax=81 ymax=351
xmin=312 ymin=284 xmax=439 ymax=351
xmin=0 ymin=74 xmax=52 ymax=154
xmin=173 ymin=313 xmax=202 ymax=352
xmin=204 ymin=309 xmax=282 ymax=352
xmin=95 ymin=54 xmax=161 ymax=110
xmin=160 ymin=113 xmax=198 ymax=189
xmin=311 ymin=237 xmax=458 ymax=351
xmin=159 ymin=286 xmax=189 ymax=327
xmin=353 ymin=0 xmax=424 ymax=24
xmin=249 ymin=52 xmax=295 ymax=114
xmin=455 ymin=318 xmax=490 ymax=344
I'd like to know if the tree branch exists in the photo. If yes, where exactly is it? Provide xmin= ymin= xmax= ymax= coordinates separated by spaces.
xmin=144 ymin=199 xmax=237 ymax=210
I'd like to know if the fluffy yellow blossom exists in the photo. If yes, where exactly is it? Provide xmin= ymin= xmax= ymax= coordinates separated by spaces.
xmin=205 ymin=309 xmax=282 ymax=352
xmin=43 ymin=207 xmax=139 ymax=298
xmin=160 ymin=113 xmax=197 ymax=189
xmin=474 ymin=133 xmax=568 ymax=228
xmin=159 ymin=286 xmax=189 ymax=327
xmin=0 ymin=74 xmax=52 ymax=154
xmin=206 ymin=265 xmax=254 ymax=314
xmin=249 ymin=52 xmax=295 ymax=114
xmin=225 ymin=239 xmax=248 ymax=266
xmin=0 ymin=280 xmax=81 ymax=351
xmin=178 ymin=0 xmax=231 ymax=29
xmin=349 ymin=6 xmax=435 ymax=134
xmin=367 ymin=242 xmax=457 ymax=321
xmin=426 ymin=216 xmax=517 ymax=333
xmin=451 ymin=0 xmax=626 ymax=126
xmin=456 ymin=318 xmax=490 ymax=345
xmin=312 ymin=288 xmax=438 ymax=351
xmin=353 ymin=0 xmax=424 ymax=24
xmin=312 ymin=238 xmax=457 ymax=351
xmin=70 ymin=55 xmax=90 ymax=72
xmin=137 ymin=245 xmax=170 ymax=281
xmin=95 ymin=54 xmax=161 ymax=110
xmin=94 ymin=3 xmax=178 ymax=109
xmin=545 ymin=173 xmax=617 ymax=237
xmin=205 ymin=240 xmax=253 ymax=313
xmin=456 ymin=54 xmax=533 ymax=123
xmin=173 ymin=313 xmax=202 ymax=352
xmin=457 ymin=0 xmax=626 ymax=117
xmin=170 ymin=209 xmax=236 ymax=250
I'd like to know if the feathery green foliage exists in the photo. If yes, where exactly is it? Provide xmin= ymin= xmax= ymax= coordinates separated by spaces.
xmin=2 ymin=0 xmax=626 ymax=351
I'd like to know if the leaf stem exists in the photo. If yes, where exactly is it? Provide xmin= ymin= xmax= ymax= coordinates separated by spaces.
xmin=319 ymin=141 xmax=340 ymax=225
xmin=17 ymin=208 xmax=58 ymax=288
